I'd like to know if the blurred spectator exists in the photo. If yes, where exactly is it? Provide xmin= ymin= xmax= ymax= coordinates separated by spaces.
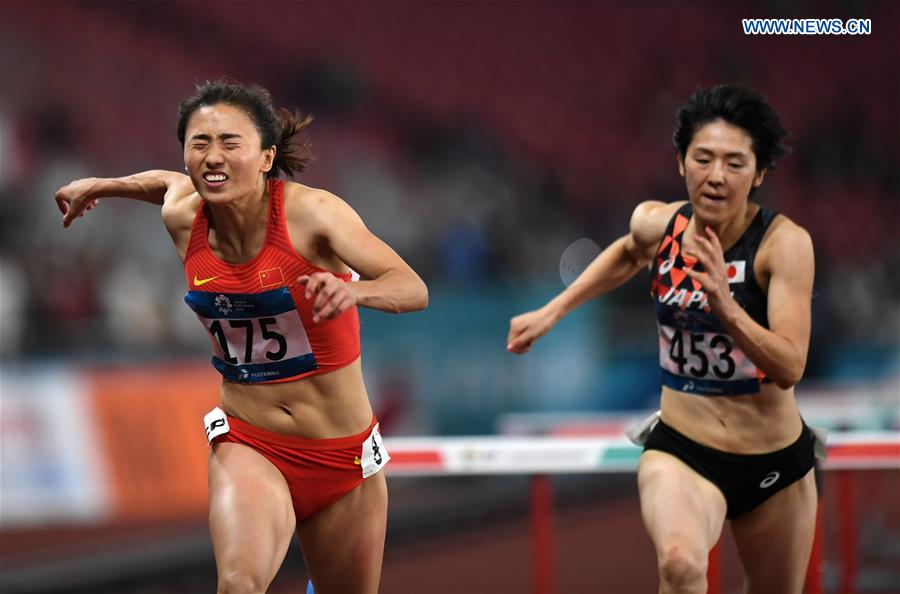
xmin=0 ymin=254 xmax=26 ymax=357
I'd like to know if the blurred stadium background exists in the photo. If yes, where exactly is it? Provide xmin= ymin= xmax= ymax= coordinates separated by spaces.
xmin=1 ymin=1 xmax=897 ymax=593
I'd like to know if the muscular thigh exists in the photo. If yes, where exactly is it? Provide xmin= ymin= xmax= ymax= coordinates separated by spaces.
xmin=298 ymin=471 xmax=388 ymax=594
xmin=208 ymin=442 xmax=297 ymax=585
xmin=730 ymin=469 xmax=817 ymax=594
xmin=639 ymin=450 xmax=728 ymax=557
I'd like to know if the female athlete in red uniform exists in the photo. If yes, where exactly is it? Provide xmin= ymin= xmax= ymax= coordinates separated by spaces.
xmin=508 ymin=85 xmax=820 ymax=594
xmin=55 ymin=80 xmax=427 ymax=594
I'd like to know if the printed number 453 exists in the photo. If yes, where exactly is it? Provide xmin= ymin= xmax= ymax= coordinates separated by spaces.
xmin=669 ymin=331 xmax=736 ymax=379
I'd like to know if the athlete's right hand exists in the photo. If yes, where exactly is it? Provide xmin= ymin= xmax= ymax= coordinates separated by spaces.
xmin=55 ymin=178 xmax=100 ymax=228
xmin=507 ymin=307 xmax=557 ymax=354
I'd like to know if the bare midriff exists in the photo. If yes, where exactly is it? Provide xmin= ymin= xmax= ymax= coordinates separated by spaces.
xmin=660 ymin=383 xmax=804 ymax=453
xmin=219 ymin=357 xmax=373 ymax=439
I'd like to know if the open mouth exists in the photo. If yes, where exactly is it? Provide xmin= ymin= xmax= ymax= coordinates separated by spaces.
xmin=203 ymin=172 xmax=229 ymax=186
xmin=700 ymin=192 xmax=725 ymax=202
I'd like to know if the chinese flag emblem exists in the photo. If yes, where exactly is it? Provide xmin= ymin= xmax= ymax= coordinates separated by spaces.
xmin=259 ymin=267 xmax=285 ymax=288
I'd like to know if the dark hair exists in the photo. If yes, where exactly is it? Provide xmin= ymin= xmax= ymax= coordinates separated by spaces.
xmin=673 ymin=85 xmax=790 ymax=171
xmin=177 ymin=79 xmax=313 ymax=178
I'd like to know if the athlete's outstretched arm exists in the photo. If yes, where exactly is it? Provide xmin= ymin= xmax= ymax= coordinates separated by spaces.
xmin=294 ymin=188 xmax=428 ymax=322
xmin=507 ymin=200 xmax=676 ymax=354
xmin=682 ymin=221 xmax=814 ymax=389
xmin=55 ymin=170 xmax=191 ymax=227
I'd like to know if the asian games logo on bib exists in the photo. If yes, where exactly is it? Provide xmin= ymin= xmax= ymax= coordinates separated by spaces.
xmin=215 ymin=294 xmax=233 ymax=315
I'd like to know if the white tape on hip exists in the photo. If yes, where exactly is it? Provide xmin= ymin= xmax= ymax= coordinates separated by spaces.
xmin=360 ymin=423 xmax=390 ymax=478
xmin=204 ymin=407 xmax=231 ymax=444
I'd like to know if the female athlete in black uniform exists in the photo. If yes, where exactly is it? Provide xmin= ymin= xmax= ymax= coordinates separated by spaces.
xmin=508 ymin=85 xmax=820 ymax=594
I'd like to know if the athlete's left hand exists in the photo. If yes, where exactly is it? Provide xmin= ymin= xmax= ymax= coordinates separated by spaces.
xmin=682 ymin=226 xmax=734 ymax=312
xmin=298 ymin=273 xmax=358 ymax=323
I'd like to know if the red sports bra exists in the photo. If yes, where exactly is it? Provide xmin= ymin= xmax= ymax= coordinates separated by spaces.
xmin=183 ymin=180 xmax=360 ymax=384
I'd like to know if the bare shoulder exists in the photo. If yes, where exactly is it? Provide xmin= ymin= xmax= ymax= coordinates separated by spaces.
xmin=756 ymin=214 xmax=814 ymax=293
xmin=283 ymin=181 xmax=361 ymax=234
xmin=167 ymin=173 xmax=198 ymax=202
xmin=283 ymin=180 xmax=332 ymax=211
xmin=630 ymin=200 xmax=685 ymax=250
xmin=161 ymin=182 xmax=201 ymax=234
xmin=760 ymin=214 xmax=814 ymax=269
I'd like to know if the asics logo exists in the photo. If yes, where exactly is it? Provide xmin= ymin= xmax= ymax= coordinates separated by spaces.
xmin=759 ymin=471 xmax=780 ymax=489
xmin=659 ymin=257 xmax=676 ymax=275
xmin=193 ymin=274 xmax=219 ymax=286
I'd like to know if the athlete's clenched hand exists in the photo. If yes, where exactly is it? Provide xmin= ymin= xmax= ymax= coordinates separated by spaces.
xmin=507 ymin=307 xmax=558 ymax=354
xmin=298 ymin=272 xmax=358 ymax=323
xmin=55 ymin=178 xmax=100 ymax=228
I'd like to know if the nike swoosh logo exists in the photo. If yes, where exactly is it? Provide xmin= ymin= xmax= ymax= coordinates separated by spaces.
xmin=193 ymin=275 xmax=219 ymax=286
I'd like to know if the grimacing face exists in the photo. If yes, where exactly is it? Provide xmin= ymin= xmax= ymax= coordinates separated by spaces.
xmin=678 ymin=119 xmax=766 ymax=224
xmin=183 ymin=103 xmax=275 ymax=203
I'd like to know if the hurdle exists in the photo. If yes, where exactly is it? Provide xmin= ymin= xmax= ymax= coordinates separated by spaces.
xmin=384 ymin=431 xmax=900 ymax=594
